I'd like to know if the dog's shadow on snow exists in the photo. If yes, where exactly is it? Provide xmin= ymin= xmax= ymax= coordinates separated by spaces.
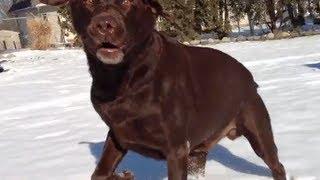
xmin=305 ymin=62 xmax=320 ymax=70
xmin=80 ymin=141 xmax=271 ymax=179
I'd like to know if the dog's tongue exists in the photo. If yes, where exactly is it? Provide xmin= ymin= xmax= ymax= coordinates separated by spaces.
xmin=103 ymin=48 xmax=119 ymax=53
xmin=96 ymin=48 xmax=124 ymax=65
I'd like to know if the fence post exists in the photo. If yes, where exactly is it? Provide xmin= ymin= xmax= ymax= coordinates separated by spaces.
xmin=13 ymin=41 xmax=17 ymax=49
xmin=3 ymin=41 xmax=7 ymax=50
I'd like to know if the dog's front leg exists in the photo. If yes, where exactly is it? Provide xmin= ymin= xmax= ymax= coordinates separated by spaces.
xmin=91 ymin=132 xmax=132 ymax=180
xmin=167 ymin=144 xmax=189 ymax=180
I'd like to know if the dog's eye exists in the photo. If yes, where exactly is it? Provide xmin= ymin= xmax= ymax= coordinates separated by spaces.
xmin=84 ymin=0 xmax=94 ymax=5
xmin=83 ymin=0 xmax=95 ymax=11
xmin=121 ymin=0 xmax=132 ymax=8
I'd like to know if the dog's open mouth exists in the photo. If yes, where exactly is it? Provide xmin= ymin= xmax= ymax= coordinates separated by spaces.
xmin=101 ymin=42 xmax=119 ymax=52
xmin=96 ymin=42 xmax=125 ymax=64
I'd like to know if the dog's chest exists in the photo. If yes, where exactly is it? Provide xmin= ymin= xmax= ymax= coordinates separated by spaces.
xmin=99 ymin=78 xmax=166 ymax=152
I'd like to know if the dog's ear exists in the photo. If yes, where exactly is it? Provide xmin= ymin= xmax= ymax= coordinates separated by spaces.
xmin=144 ymin=0 xmax=182 ymax=31
xmin=144 ymin=0 xmax=173 ymax=21
xmin=144 ymin=0 xmax=164 ymax=15
xmin=39 ymin=0 xmax=69 ymax=6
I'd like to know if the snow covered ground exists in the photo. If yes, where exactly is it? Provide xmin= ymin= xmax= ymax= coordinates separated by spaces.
xmin=0 ymin=35 xmax=319 ymax=180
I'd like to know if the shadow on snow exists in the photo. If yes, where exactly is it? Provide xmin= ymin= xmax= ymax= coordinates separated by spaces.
xmin=305 ymin=62 xmax=320 ymax=70
xmin=79 ymin=141 xmax=271 ymax=179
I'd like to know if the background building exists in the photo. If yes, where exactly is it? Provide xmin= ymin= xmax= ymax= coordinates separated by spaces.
xmin=0 ymin=0 xmax=64 ymax=50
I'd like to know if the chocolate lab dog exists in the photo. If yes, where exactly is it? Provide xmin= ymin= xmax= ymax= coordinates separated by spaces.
xmin=41 ymin=0 xmax=286 ymax=179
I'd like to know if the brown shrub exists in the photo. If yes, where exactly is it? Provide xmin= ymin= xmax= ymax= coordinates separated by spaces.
xmin=26 ymin=16 xmax=52 ymax=50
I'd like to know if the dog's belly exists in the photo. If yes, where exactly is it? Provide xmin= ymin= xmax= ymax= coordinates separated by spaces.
xmin=187 ymin=103 xmax=242 ymax=149
xmin=183 ymin=47 xmax=258 ymax=147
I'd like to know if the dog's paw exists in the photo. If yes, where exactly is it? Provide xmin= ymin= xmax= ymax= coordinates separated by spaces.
xmin=91 ymin=174 xmax=108 ymax=180
xmin=91 ymin=171 xmax=134 ymax=180
xmin=119 ymin=171 xmax=134 ymax=180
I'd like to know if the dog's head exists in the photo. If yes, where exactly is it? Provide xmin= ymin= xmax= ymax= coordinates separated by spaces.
xmin=41 ymin=0 xmax=164 ymax=64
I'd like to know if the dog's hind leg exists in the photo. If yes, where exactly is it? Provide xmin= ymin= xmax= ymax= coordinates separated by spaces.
xmin=240 ymin=94 xmax=286 ymax=180
xmin=187 ymin=151 xmax=208 ymax=177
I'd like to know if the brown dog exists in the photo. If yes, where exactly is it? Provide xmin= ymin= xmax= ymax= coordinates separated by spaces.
xmin=41 ymin=0 xmax=286 ymax=179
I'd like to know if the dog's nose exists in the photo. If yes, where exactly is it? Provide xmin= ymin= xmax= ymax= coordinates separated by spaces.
xmin=95 ymin=15 xmax=117 ymax=35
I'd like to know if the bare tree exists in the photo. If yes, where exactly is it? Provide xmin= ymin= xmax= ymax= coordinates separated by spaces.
xmin=264 ymin=0 xmax=277 ymax=32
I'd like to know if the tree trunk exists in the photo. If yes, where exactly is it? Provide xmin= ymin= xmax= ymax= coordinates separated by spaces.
xmin=223 ymin=0 xmax=231 ymax=32
xmin=296 ymin=0 xmax=305 ymax=26
xmin=307 ymin=0 xmax=314 ymax=18
xmin=247 ymin=12 xmax=255 ymax=35
xmin=265 ymin=0 xmax=277 ymax=32
xmin=194 ymin=0 xmax=203 ymax=32
xmin=316 ymin=0 xmax=320 ymax=14
xmin=297 ymin=0 xmax=305 ymax=15
xmin=286 ymin=3 xmax=297 ymax=27
xmin=277 ymin=0 xmax=285 ymax=24
xmin=211 ymin=0 xmax=219 ymax=25
xmin=219 ymin=0 xmax=224 ymax=25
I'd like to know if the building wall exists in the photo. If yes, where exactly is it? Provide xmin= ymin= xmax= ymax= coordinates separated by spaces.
xmin=0 ymin=30 xmax=21 ymax=50
xmin=47 ymin=12 xmax=63 ymax=45
xmin=0 ymin=18 xmax=20 ymax=32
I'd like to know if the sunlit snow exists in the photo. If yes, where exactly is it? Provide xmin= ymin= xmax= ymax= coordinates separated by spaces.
xmin=0 ymin=35 xmax=319 ymax=180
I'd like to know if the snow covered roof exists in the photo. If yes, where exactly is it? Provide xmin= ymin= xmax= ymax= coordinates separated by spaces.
xmin=35 ymin=3 xmax=47 ymax=7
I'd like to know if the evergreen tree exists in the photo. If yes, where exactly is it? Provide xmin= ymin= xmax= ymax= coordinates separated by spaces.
xmin=223 ymin=0 xmax=231 ymax=33
xmin=229 ymin=0 xmax=265 ymax=35
xmin=229 ymin=0 xmax=245 ymax=33
xmin=158 ymin=0 xmax=198 ymax=40
xmin=209 ymin=0 xmax=223 ymax=32
xmin=194 ymin=0 xmax=211 ymax=32
xmin=207 ymin=0 xmax=231 ymax=38
xmin=55 ymin=0 xmax=318 ymax=42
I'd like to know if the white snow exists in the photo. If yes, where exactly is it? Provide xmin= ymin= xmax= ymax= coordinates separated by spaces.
xmin=0 ymin=35 xmax=320 ymax=180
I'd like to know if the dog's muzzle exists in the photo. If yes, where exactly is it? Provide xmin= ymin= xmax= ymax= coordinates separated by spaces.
xmin=89 ymin=12 xmax=126 ymax=64
xmin=96 ymin=42 xmax=125 ymax=64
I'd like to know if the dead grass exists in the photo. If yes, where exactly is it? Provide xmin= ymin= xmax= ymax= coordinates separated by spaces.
xmin=27 ymin=16 xmax=52 ymax=50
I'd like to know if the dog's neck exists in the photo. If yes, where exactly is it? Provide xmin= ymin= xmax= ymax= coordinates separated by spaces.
xmin=88 ymin=31 xmax=164 ymax=103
